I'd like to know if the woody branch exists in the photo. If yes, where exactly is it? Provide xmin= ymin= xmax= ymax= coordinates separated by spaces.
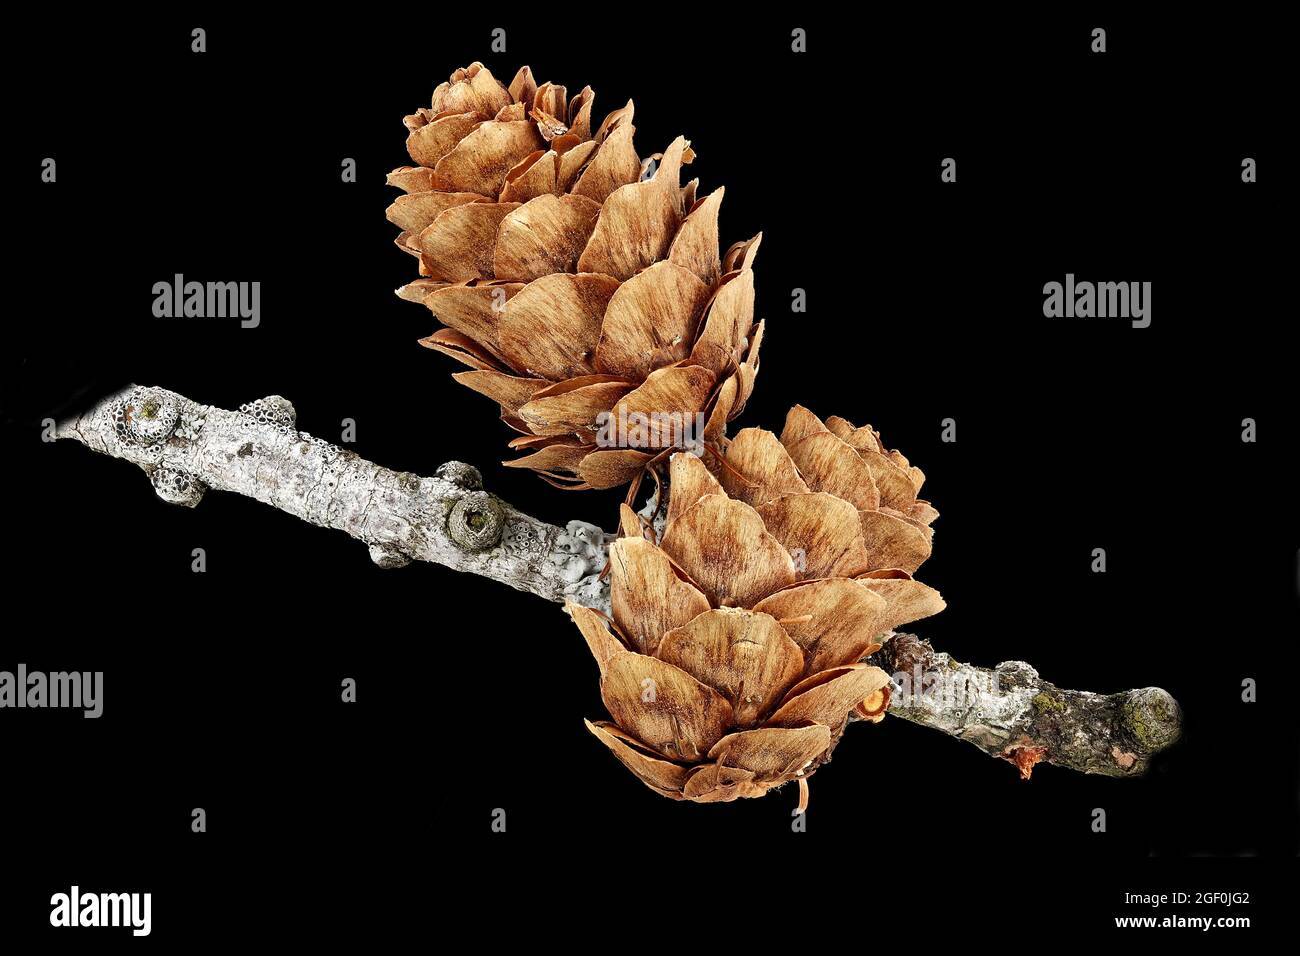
xmin=57 ymin=385 xmax=1181 ymax=779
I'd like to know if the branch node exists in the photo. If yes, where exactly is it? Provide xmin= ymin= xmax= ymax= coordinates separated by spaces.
xmin=436 ymin=461 xmax=483 ymax=490
xmin=448 ymin=491 xmax=504 ymax=551
xmin=1121 ymin=687 xmax=1182 ymax=751
xmin=149 ymin=466 xmax=207 ymax=508
xmin=368 ymin=543 xmax=412 ymax=569
xmin=119 ymin=386 xmax=180 ymax=446
xmin=238 ymin=396 xmax=297 ymax=429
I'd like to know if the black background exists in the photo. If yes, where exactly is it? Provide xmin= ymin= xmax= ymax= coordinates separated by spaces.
xmin=3 ymin=10 xmax=1296 ymax=944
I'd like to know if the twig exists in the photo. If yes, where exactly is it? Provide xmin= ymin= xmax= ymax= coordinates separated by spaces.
xmin=57 ymin=385 xmax=1181 ymax=778
xmin=873 ymin=634 xmax=1181 ymax=779
xmin=55 ymin=384 xmax=611 ymax=608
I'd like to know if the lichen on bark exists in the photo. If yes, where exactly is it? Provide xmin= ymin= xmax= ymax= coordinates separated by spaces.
xmin=873 ymin=633 xmax=1181 ymax=778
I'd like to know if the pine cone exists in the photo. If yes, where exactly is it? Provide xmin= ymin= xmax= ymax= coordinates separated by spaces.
xmin=388 ymin=63 xmax=762 ymax=488
xmin=570 ymin=406 xmax=944 ymax=804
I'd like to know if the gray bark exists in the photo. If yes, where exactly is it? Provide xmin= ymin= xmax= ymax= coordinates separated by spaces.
xmin=873 ymin=633 xmax=1181 ymax=778
xmin=55 ymin=385 xmax=610 ymax=608
xmin=57 ymin=385 xmax=1181 ymax=778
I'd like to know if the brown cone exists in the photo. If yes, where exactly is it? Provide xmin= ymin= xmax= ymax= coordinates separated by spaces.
xmin=572 ymin=407 xmax=944 ymax=804
xmin=390 ymin=63 xmax=762 ymax=488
